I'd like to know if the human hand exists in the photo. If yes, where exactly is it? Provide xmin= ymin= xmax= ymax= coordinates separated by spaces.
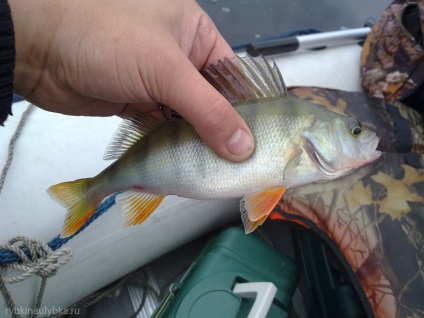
xmin=9 ymin=0 xmax=254 ymax=161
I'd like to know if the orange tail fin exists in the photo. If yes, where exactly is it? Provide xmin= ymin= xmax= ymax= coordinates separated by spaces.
xmin=47 ymin=178 xmax=99 ymax=238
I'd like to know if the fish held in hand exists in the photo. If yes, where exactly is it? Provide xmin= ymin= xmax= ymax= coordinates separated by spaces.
xmin=47 ymin=54 xmax=381 ymax=238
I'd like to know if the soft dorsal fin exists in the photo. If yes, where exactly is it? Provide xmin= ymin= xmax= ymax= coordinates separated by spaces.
xmin=201 ymin=54 xmax=288 ymax=104
xmin=104 ymin=113 xmax=164 ymax=160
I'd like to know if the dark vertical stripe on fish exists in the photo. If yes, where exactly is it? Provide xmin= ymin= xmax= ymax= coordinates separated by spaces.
xmin=248 ymin=101 xmax=260 ymax=136
xmin=169 ymin=121 xmax=183 ymax=180
xmin=195 ymin=132 xmax=207 ymax=180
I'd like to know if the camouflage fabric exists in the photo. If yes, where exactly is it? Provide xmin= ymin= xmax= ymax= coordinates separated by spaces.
xmin=275 ymin=87 xmax=424 ymax=318
xmin=360 ymin=0 xmax=424 ymax=116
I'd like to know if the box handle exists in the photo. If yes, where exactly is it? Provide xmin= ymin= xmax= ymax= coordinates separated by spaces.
xmin=233 ymin=282 xmax=277 ymax=318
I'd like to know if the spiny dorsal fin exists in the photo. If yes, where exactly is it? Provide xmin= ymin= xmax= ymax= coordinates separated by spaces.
xmin=202 ymin=54 xmax=287 ymax=104
xmin=104 ymin=113 xmax=164 ymax=160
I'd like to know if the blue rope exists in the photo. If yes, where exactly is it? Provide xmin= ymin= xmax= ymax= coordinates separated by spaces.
xmin=0 ymin=193 xmax=118 ymax=264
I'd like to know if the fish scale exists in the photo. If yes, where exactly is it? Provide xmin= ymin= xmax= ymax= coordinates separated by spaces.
xmin=47 ymin=54 xmax=381 ymax=238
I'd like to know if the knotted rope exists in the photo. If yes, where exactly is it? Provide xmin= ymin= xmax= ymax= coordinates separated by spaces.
xmin=0 ymin=237 xmax=72 ymax=318
xmin=0 ymin=237 xmax=72 ymax=284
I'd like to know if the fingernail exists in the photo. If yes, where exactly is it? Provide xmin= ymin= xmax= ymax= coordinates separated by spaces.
xmin=226 ymin=129 xmax=252 ymax=157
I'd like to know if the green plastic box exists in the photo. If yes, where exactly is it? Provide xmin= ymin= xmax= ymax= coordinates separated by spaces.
xmin=153 ymin=227 xmax=299 ymax=317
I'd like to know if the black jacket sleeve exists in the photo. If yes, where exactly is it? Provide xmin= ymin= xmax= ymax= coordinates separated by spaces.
xmin=0 ymin=0 xmax=15 ymax=125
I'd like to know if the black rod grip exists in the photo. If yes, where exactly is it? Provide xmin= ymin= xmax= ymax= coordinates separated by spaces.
xmin=246 ymin=37 xmax=299 ymax=56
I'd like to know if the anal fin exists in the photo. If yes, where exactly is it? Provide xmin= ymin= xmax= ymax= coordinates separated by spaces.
xmin=240 ymin=186 xmax=286 ymax=234
xmin=116 ymin=191 xmax=164 ymax=227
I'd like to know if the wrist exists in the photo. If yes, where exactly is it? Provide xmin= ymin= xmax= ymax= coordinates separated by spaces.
xmin=8 ymin=0 xmax=60 ymax=98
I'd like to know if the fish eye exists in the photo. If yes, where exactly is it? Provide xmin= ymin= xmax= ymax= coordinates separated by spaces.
xmin=348 ymin=120 xmax=362 ymax=137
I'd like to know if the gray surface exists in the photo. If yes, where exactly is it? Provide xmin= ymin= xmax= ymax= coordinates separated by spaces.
xmin=198 ymin=0 xmax=392 ymax=48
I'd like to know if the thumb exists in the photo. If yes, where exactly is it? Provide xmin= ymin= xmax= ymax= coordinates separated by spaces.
xmin=157 ymin=53 xmax=255 ymax=162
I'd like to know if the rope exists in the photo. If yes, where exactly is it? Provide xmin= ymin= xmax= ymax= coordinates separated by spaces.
xmin=0 ymin=278 xmax=17 ymax=318
xmin=0 ymin=104 xmax=34 ymax=194
xmin=0 ymin=237 xmax=72 ymax=318
xmin=0 ymin=237 xmax=72 ymax=283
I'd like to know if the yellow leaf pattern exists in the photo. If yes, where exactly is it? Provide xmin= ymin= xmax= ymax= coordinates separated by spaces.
xmin=371 ymin=165 xmax=424 ymax=219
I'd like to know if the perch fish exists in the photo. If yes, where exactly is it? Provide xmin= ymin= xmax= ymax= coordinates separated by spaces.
xmin=48 ymin=54 xmax=381 ymax=238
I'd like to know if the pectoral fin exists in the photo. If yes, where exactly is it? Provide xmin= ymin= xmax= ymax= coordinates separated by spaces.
xmin=116 ymin=191 xmax=164 ymax=227
xmin=283 ymin=149 xmax=302 ymax=181
xmin=240 ymin=186 xmax=286 ymax=234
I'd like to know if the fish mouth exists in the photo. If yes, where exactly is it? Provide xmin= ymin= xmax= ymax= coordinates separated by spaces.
xmin=361 ymin=134 xmax=381 ymax=162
